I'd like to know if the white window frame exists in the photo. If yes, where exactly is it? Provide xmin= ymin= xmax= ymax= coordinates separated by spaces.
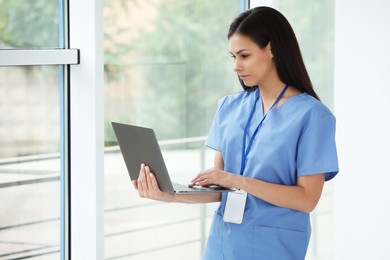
xmin=69 ymin=0 xmax=104 ymax=259
xmin=0 ymin=49 xmax=78 ymax=66
xmin=248 ymin=0 xmax=278 ymax=9
xmin=0 ymin=0 xmax=104 ymax=259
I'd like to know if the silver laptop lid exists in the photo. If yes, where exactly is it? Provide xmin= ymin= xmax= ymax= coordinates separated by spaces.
xmin=111 ymin=122 xmax=175 ymax=193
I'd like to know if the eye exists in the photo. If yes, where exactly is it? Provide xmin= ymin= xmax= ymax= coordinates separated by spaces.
xmin=240 ymin=54 xmax=249 ymax=59
xmin=230 ymin=54 xmax=236 ymax=60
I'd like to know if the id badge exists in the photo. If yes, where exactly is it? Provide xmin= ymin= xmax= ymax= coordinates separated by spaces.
xmin=223 ymin=189 xmax=247 ymax=224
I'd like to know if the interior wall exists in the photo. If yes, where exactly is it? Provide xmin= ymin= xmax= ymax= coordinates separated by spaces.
xmin=334 ymin=0 xmax=390 ymax=259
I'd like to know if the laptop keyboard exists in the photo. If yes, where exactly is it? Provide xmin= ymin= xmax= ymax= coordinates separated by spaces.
xmin=172 ymin=182 xmax=204 ymax=191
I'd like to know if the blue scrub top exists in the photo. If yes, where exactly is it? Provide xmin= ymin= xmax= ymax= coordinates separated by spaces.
xmin=203 ymin=88 xmax=339 ymax=260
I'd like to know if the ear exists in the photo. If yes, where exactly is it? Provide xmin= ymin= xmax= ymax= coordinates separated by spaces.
xmin=266 ymin=42 xmax=274 ymax=58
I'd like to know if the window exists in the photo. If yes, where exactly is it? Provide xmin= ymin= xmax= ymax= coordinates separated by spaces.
xmin=0 ymin=66 xmax=62 ymax=258
xmin=0 ymin=0 xmax=77 ymax=258
xmin=103 ymin=0 xmax=336 ymax=258
xmin=0 ymin=0 xmax=335 ymax=258
xmin=103 ymin=0 xmax=240 ymax=258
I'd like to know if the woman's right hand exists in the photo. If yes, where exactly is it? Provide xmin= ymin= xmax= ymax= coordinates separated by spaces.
xmin=132 ymin=163 xmax=175 ymax=202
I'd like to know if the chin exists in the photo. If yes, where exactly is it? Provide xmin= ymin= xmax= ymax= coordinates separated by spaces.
xmin=242 ymin=85 xmax=257 ymax=90
xmin=243 ymin=81 xmax=257 ymax=88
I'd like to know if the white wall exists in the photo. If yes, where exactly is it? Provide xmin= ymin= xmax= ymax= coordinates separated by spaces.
xmin=334 ymin=0 xmax=390 ymax=259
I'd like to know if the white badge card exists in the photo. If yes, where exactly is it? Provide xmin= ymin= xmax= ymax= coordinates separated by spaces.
xmin=223 ymin=190 xmax=247 ymax=224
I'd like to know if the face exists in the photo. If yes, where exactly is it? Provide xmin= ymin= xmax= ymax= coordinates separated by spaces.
xmin=229 ymin=33 xmax=276 ymax=87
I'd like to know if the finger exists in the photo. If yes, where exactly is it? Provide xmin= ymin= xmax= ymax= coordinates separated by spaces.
xmin=190 ymin=178 xmax=201 ymax=186
xmin=138 ymin=163 xmax=145 ymax=181
xmin=191 ymin=171 xmax=208 ymax=185
xmin=196 ymin=172 xmax=219 ymax=186
xmin=138 ymin=164 xmax=147 ymax=191
xmin=191 ymin=176 xmax=208 ymax=186
xmin=132 ymin=180 xmax=138 ymax=190
xmin=195 ymin=179 xmax=212 ymax=187
xmin=148 ymin=172 xmax=160 ymax=191
xmin=144 ymin=166 xmax=153 ymax=189
xmin=191 ymin=174 xmax=199 ymax=182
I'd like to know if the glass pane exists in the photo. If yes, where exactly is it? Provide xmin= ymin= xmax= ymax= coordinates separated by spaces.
xmin=0 ymin=0 xmax=59 ymax=48
xmin=0 ymin=66 xmax=61 ymax=259
xmin=280 ymin=0 xmax=335 ymax=109
xmin=104 ymin=0 xmax=240 ymax=259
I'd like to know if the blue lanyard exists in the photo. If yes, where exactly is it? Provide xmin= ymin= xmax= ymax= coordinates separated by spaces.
xmin=239 ymin=84 xmax=289 ymax=175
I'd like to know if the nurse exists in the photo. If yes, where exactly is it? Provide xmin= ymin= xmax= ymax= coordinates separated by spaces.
xmin=133 ymin=6 xmax=338 ymax=260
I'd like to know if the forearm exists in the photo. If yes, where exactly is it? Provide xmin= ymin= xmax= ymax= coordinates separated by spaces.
xmin=190 ymin=152 xmax=324 ymax=212
xmin=171 ymin=192 xmax=221 ymax=204
xmin=235 ymin=174 xmax=325 ymax=213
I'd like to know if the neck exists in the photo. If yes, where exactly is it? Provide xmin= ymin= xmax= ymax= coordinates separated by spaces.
xmin=258 ymin=82 xmax=286 ymax=101
xmin=257 ymin=82 xmax=288 ymax=114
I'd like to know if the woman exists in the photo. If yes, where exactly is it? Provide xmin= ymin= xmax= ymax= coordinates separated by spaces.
xmin=133 ymin=6 xmax=338 ymax=260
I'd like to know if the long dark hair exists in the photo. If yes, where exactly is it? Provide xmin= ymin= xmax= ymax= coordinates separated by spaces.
xmin=228 ymin=6 xmax=320 ymax=100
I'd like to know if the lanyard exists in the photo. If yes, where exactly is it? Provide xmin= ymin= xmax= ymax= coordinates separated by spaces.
xmin=239 ymin=84 xmax=289 ymax=175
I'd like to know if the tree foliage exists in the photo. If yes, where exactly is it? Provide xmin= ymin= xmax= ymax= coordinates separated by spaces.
xmin=0 ymin=0 xmax=58 ymax=48
xmin=104 ymin=0 xmax=240 ymax=140
xmin=0 ymin=0 xmax=335 ymax=142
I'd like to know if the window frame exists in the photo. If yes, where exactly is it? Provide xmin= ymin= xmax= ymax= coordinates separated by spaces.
xmin=0 ymin=0 xmax=104 ymax=259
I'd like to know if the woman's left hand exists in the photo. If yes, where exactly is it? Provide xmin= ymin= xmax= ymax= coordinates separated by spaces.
xmin=190 ymin=167 xmax=238 ymax=188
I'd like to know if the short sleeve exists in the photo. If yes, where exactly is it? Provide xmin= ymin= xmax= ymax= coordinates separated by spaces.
xmin=297 ymin=113 xmax=339 ymax=181
xmin=204 ymin=96 xmax=227 ymax=151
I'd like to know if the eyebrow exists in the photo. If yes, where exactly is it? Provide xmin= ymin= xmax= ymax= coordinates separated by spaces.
xmin=230 ymin=49 xmax=249 ymax=55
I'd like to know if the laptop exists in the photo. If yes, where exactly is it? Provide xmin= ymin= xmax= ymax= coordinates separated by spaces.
xmin=111 ymin=122 xmax=233 ymax=194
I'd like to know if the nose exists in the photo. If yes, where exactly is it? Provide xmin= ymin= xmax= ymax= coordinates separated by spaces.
xmin=233 ymin=59 xmax=241 ymax=72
